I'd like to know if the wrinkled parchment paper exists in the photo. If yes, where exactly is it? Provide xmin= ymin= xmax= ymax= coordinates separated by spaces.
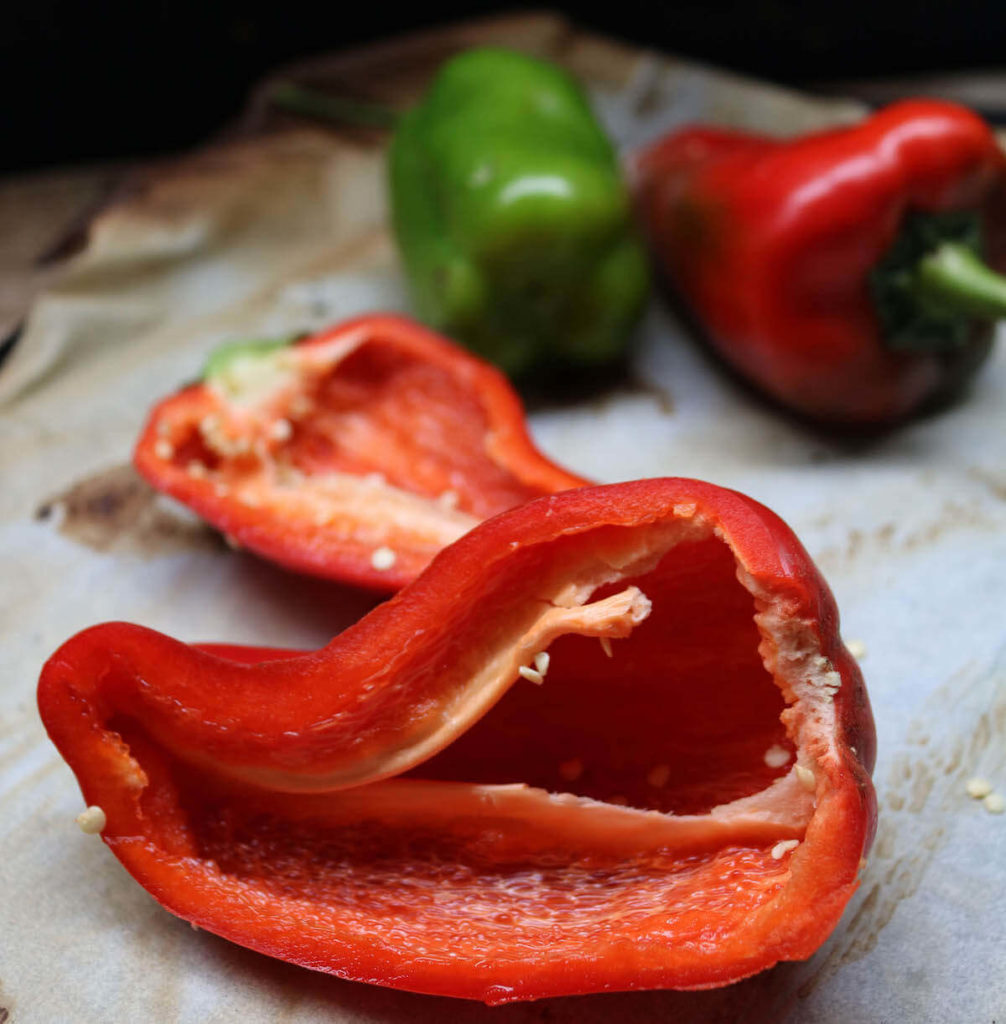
xmin=1 ymin=14 xmax=1003 ymax=1023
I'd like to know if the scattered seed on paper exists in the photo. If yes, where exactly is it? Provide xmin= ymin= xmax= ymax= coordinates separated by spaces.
xmin=983 ymin=792 xmax=1005 ymax=814
xmin=966 ymin=777 xmax=993 ymax=800
xmin=75 ymin=806 xmax=106 ymax=835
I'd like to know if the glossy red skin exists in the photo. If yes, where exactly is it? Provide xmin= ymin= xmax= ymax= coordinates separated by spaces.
xmin=39 ymin=479 xmax=876 ymax=1004
xmin=134 ymin=315 xmax=586 ymax=591
xmin=635 ymin=100 xmax=1006 ymax=424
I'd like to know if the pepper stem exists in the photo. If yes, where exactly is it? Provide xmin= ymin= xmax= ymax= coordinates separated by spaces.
xmin=270 ymin=82 xmax=399 ymax=130
xmin=872 ymin=210 xmax=1006 ymax=352
xmin=914 ymin=242 xmax=1006 ymax=321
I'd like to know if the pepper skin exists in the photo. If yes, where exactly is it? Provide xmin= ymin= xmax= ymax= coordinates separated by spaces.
xmin=635 ymin=100 xmax=1006 ymax=424
xmin=133 ymin=315 xmax=586 ymax=591
xmin=39 ymin=478 xmax=876 ymax=1003
xmin=390 ymin=47 xmax=650 ymax=376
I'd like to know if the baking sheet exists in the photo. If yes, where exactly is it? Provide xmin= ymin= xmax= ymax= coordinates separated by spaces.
xmin=1 ymin=13 xmax=1004 ymax=1022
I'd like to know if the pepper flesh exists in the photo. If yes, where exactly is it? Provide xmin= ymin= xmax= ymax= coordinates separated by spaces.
xmin=635 ymin=100 xmax=1006 ymax=423
xmin=39 ymin=478 xmax=876 ymax=1003
xmin=133 ymin=315 xmax=586 ymax=591
xmin=390 ymin=47 xmax=650 ymax=376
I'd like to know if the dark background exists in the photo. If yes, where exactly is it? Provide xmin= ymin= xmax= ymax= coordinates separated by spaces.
xmin=3 ymin=0 xmax=1004 ymax=174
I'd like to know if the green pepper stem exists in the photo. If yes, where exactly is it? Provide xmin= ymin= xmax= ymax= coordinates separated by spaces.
xmin=270 ymin=82 xmax=399 ymax=130
xmin=914 ymin=242 xmax=1006 ymax=321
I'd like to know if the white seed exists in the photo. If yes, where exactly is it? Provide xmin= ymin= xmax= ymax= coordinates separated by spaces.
xmin=289 ymin=395 xmax=313 ymax=417
xmin=821 ymin=670 xmax=842 ymax=693
xmin=764 ymin=744 xmax=791 ymax=768
xmin=846 ymin=639 xmax=867 ymax=659
xmin=533 ymin=651 xmax=550 ymax=676
xmin=518 ymin=666 xmax=544 ymax=685
xmin=370 ymin=546 xmax=397 ymax=571
xmin=966 ymin=777 xmax=994 ymax=799
xmin=153 ymin=440 xmax=174 ymax=460
xmin=599 ymin=637 xmax=613 ymax=658
xmin=558 ymin=758 xmax=583 ymax=782
xmin=438 ymin=489 xmax=460 ymax=510
xmin=771 ymin=839 xmax=800 ymax=860
xmin=364 ymin=472 xmax=386 ymax=486
xmin=647 ymin=763 xmax=670 ymax=788
xmin=186 ymin=461 xmax=208 ymax=479
xmin=795 ymin=765 xmax=816 ymax=792
xmin=314 ymin=509 xmax=334 ymax=527
xmin=75 ymin=805 xmax=106 ymax=834
xmin=983 ymin=792 xmax=1005 ymax=814
xmin=237 ymin=493 xmax=261 ymax=508
xmin=269 ymin=418 xmax=293 ymax=442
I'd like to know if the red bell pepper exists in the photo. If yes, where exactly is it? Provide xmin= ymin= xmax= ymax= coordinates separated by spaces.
xmin=39 ymin=478 xmax=876 ymax=1003
xmin=134 ymin=314 xmax=586 ymax=590
xmin=635 ymin=100 xmax=1006 ymax=424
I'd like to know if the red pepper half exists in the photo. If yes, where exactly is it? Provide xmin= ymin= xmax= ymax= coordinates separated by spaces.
xmin=39 ymin=478 xmax=876 ymax=1003
xmin=134 ymin=315 xmax=586 ymax=590
xmin=635 ymin=100 xmax=1006 ymax=424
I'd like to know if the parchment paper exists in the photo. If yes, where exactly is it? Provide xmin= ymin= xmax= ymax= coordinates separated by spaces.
xmin=1 ymin=13 xmax=1003 ymax=1023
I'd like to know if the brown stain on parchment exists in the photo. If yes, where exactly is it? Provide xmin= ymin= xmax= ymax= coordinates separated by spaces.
xmin=521 ymin=365 xmax=675 ymax=416
xmin=36 ymin=463 xmax=221 ymax=557
xmin=967 ymin=465 xmax=1006 ymax=503
xmin=813 ymin=498 xmax=996 ymax=573
xmin=33 ymin=464 xmax=382 ymax=641
xmin=598 ymin=374 xmax=675 ymax=416
xmin=795 ymin=658 xmax=1006 ymax=1000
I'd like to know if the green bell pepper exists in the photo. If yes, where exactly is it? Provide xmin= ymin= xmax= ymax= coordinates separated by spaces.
xmin=389 ymin=47 xmax=650 ymax=376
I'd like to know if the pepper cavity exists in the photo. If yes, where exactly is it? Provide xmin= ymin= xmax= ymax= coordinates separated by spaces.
xmin=134 ymin=316 xmax=587 ymax=590
xmin=39 ymin=479 xmax=876 ymax=1002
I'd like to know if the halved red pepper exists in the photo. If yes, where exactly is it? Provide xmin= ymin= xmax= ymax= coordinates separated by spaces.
xmin=39 ymin=478 xmax=876 ymax=1003
xmin=635 ymin=100 xmax=1006 ymax=424
xmin=134 ymin=314 xmax=586 ymax=590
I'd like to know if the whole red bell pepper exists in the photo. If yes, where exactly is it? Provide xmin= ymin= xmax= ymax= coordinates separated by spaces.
xmin=635 ymin=100 xmax=1006 ymax=424
xmin=39 ymin=478 xmax=876 ymax=1003
xmin=134 ymin=314 xmax=586 ymax=590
